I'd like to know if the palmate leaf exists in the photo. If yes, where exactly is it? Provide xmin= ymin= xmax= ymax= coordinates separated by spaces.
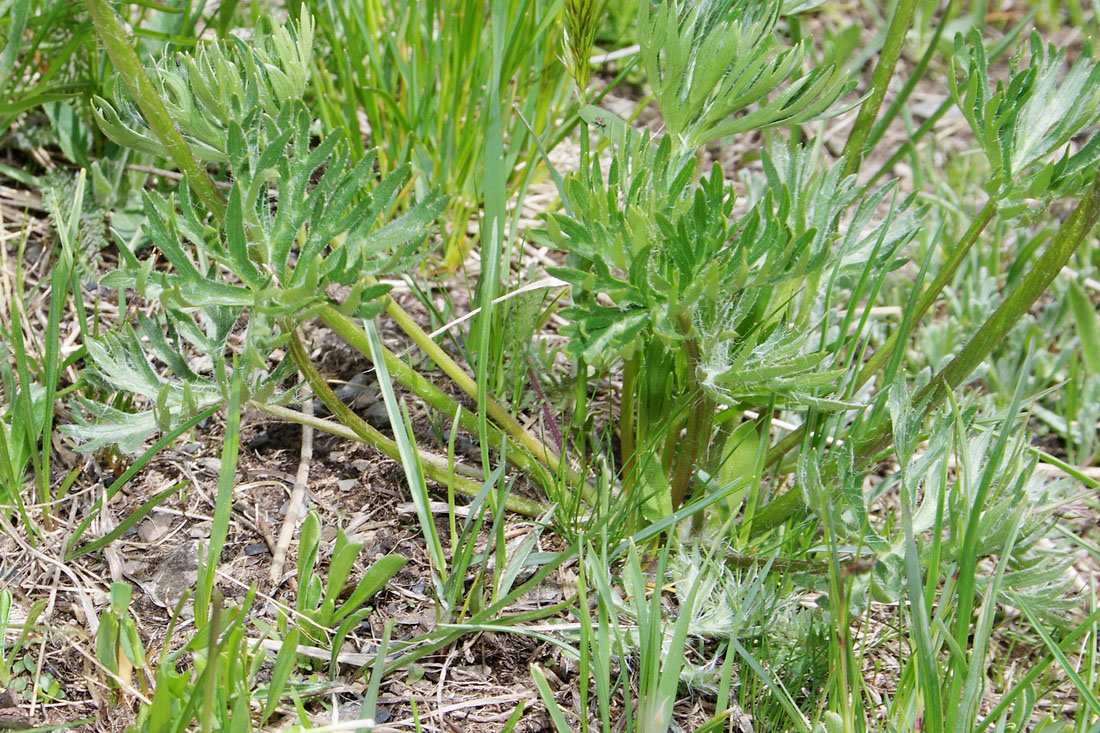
xmin=560 ymin=306 xmax=651 ymax=365
xmin=66 ymin=313 xmax=298 ymax=454
xmin=84 ymin=328 xmax=195 ymax=402
xmin=62 ymin=399 xmax=162 ymax=455
xmin=62 ymin=320 xmax=225 ymax=453
xmin=700 ymin=325 xmax=846 ymax=407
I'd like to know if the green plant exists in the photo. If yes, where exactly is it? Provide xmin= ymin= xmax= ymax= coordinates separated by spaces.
xmin=96 ymin=582 xmax=148 ymax=698
xmin=132 ymin=589 xmax=271 ymax=732
xmin=747 ymin=14 xmax=1100 ymax=534
xmin=533 ymin=537 xmax=717 ymax=733
xmin=0 ymin=170 xmax=84 ymax=523
xmin=541 ymin=0 xmax=918 ymax=525
xmin=71 ymin=5 xmax=566 ymax=516
xmin=638 ymin=0 xmax=854 ymax=150
xmin=301 ymin=0 xmax=574 ymax=268
xmin=0 ymin=0 xmax=93 ymax=132
xmin=532 ymin=2 xmax=1100 ymax=724
xmin=0 ymin=589 xmax=49 ymax=697
xmin=24 ymin=0 xmax=1100 ymax=728
xmin=291 ymin=512 xmax=405 ymax=653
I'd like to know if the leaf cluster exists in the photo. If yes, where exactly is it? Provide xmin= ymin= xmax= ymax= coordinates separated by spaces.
xmin=93 ymin=13 xmax=314 ymax=163
xmin=66 ymin=22 xmax=446 ymax=453
xmin=292 ymin=512 xmax=406 ymax=656
xmin=639 ymin=0 xmax=855 ymax=150
xmin=951 ymin=30 xmax=1100 ymax=211
xmin=544 ymin=130 xmax=914 ymax=411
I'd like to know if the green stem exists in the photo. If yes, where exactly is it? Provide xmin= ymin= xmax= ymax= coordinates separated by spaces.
xmin=765 ymin=198 xmax=998 ymax=469
xmin=864 ymin=0 xmax=958 ymax=153
xmin=378 ymin=299 xmax=574 ymax=483
xmin=575 ymin=355 xmax=589 ymax=436
xmin=895 ymin=174 xmax=1100 ymax=450
xmin=860 ymin=198 xmax=997 ymax=388
xmin=619 ymin=356 xmax=638 ymax=498
xmin=669 ymin=389 xmax=714 ymax=511
xmin=752 ymin=175 xmax=1100 ymax=535
xmin=318 ymin=305 xmax=570 ymax=499
xmin=254 ymin=403 xmax=480 ymax=480
xmin=668 ymin=332 xmax=714 ymax=510
xmin=285 ymin=328 xmax=545 ymax=517
xmin=83 ymin=0 xmax=225 ymax=221
xmin=841 ymin=0 xmax=919 ymax=178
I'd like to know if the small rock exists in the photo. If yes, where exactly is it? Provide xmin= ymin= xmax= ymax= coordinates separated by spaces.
xmin=363 ymin=401 xmax=389 ymax=427
xmin=335 ymin=699 xmax=381 ymax=731
xmin=338 ymin=478 xmax=358 ymax=492
xmin=126 ymin=540 xmax=200 ymax=609
xmin=244 ymin=543 xmax=269 ymax=557
xmin=334 ymin=373 xmax=378 ymax=410
xmin=137 ymin=511 xmax=174 ymax=543
xmin=189 ymin=521 xmax=212 ymax=539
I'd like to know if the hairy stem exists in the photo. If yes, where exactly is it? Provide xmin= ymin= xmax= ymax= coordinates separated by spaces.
xmin=285 ymin=328 xmax=545 ymax=517
xmin=669 ymin=390 xmax=715 ymax=511
xmin=841 ymin=0 xmax=919 ymax=178
xmin=753 ymin=175 xmax=1100 ymax=535
xmin=83 ymin=0 xmax=226 ymax=221
xmin=864 ymin=0 xmax=958 ymax=153
xmin=668 ymin=328 xmax=714 ymax=511
xmin=765 ymin=198 xmax=998 ymax=468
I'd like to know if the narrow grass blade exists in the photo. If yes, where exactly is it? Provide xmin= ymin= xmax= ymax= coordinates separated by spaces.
xmin=531 ymin=663 xmax=573 ymax=733
xmin=364 ymin=318 xmax=446 ymax=576
xmin=67 ymin=481 xmax=187 ymax=560
xmin=261 ymin=626 xmax=300 ymax=724
xmin=362 ymin=620 xmax=392 ymax=724
xmin=729 ymin=637 xmax=811 ymax=733
xmin=946 ymin=345 xmax=1034 ymax=721
xmin=1019 ymin=603 xmax=1100 ymax=718
xmin=195 ymin=371 xmax=243 ymax=627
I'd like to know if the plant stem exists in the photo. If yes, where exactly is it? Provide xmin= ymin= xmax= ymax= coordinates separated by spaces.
xmin=619 ymin=356 xmax=638 ymax=498
xmin=751 ymin=174 xmax=1100 ymax=535
xmin=575 ymin=355 xmax=589 ymax=438
xmin=841 ymin=0 xmax=919 ymax=178
xmin=669 ymin=390 xmax=714 ymax=511
xmin=864 ymin=0 xmax=958 ymax=153
xmin=284 ymin=328 xmax=545 ymax=517
xmin=318 ymin=305 xmax=569 ymax=498
xmin=668 ymin=330 xmax=714 ymax=510
xmin=377 ymin=299 xmax=575 ymax=483
xmin=83 ymin=0 xmax=226 ymax=222
xmin=902 ymin=175 xmax=1100 ymax=438
xmin=766 ymin=198 xmax=998 ymax=469
xmin=254 ymin=403 xmax=480 ymax=480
